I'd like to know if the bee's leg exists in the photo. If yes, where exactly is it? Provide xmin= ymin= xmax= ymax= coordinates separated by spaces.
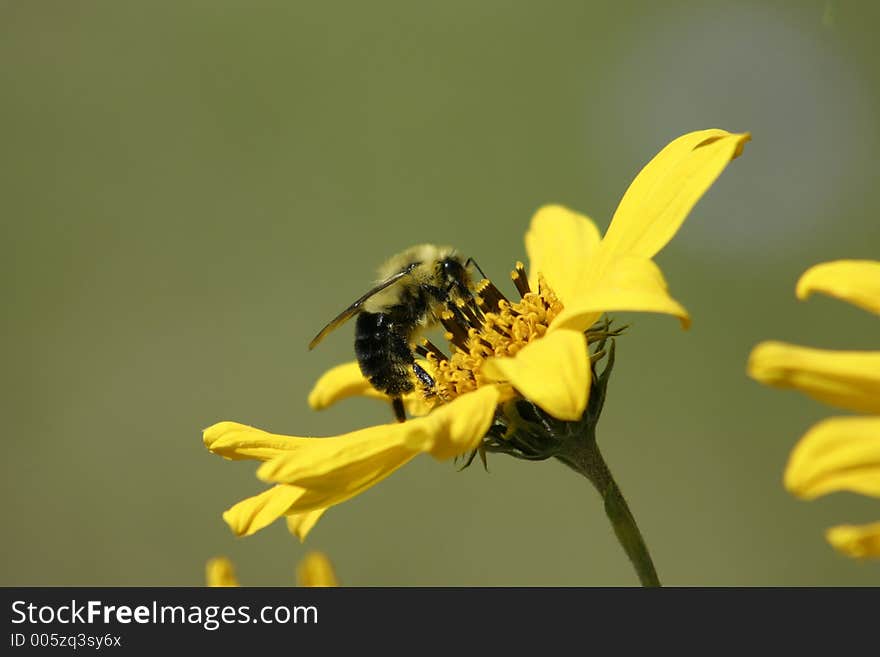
xmin=412 ymin=362 xmax=435 ymax=391
xmin=391 ymin=397 xmax=407 ymax=423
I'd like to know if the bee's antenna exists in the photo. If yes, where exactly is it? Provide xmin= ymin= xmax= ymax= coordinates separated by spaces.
xmin=464 ymin=257 xmax=488 ymax=280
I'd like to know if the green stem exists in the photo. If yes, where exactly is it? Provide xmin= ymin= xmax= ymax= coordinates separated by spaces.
xmin=557 ymin=433 xmax=661 ymax=588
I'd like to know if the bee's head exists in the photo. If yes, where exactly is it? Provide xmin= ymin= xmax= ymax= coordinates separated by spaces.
xmin=438 ymin=254 xmax=472 ymax=297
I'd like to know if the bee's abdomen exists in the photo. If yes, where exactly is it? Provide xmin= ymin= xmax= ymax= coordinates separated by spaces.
xmin=354 ymin=311 xmax=415 ymax=396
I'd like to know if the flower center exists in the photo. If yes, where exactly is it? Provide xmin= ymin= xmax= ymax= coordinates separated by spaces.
xmin=414 ymin=262 xmax=563 ymax=402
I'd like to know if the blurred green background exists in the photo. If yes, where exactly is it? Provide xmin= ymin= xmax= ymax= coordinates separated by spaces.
xmin=3 ymin=0 xmax=879 ymax=586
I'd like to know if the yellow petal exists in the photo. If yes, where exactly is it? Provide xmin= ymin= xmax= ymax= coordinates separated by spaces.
xmin=222 ymin=485 xmax=305 ymax=537
xmin=784 ymin=416 xmax=880 ymax=499
xmin=308 ymin=362 xmax=386 ymax=410
xmin=286 ymin=508 xmax=327 ymax=542
xmin=296 ymin=551 xmax=339 ymax=587
xmin=308 ymin=361 xmax=433 ymax=416
xmin=796 ymin=260 xmax=880 ymax=316
xmin=256 ymin=423 xmax=421 ymax=489
xmin=552 ymin=255 xmax=690 ymax=332
xmin=524 ymin=204 xmax=601 ymax=301
xmin=413 ymin=385 xmax=501 ymax=460
xmin=482 ymin=330 xmax=589 ymax=421
xmin=205 ymin=557 xmax=239 ymax=587
xmin=204 ymin=421 xmax=301 ymax=462
xmin=748 ymin=341 xmax=880 ymax=414
xmin=825 ymin=522 xmax=880 ymax=559
xmin=206 ymin=413 xmax=422 ymax=470
xmin=600 ymin=129 xmax=750 ymax=260
xmin=279 ymin=445 xmax=417 ymax=515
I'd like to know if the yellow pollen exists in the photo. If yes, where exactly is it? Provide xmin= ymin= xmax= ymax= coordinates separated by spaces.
xmin=425 ymin=270 xmax=563 ymax=402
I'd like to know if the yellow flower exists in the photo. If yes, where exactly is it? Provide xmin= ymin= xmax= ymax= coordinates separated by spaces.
xmin=205 ymin=129 xmax=750 ymax=540
xmin=748 ymin=260 xmax=880 ymax=558
xmin=205 ymin=551 xmax=339 ymax=587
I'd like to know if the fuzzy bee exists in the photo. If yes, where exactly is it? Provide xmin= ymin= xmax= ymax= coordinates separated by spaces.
xmin=309 ymin=244 xmax=478 ymax=422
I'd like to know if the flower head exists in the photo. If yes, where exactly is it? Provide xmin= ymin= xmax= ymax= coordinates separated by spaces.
xmin=748 ymin=260 xmax=880 ymax=558
xmin=205 ymin=129 xmax=749 ymax=540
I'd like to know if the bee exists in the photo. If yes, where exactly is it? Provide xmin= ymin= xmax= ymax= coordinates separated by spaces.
xmin=309 ymin=244 xmax=479 ymax=422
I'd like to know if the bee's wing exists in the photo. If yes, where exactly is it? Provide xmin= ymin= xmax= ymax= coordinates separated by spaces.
xmin=308 ymin=264 xmax=417 ymax=350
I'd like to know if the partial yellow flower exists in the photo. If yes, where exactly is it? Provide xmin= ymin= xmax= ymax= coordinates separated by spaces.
xmin=783 ymin=417 xmax=880 ymax=499
xmin=796 ymin=260 xmax=880 ymax=315
xmin=296 ymin=551 xmax=339 ymax=587
xmin=748 ymin=342 xmax=880 ymax=415
xmin=826 ymin=523 xmax=880 ymax=559
xmin=205 ymin=552 xmax=338 ymax=587
xmin=205 ymin=556 xmax=239 ymax=587
xmin=206 ymin=128 xmax=749 ymax=540
xmin=748 ymin=259 xmax=880 ymax=558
